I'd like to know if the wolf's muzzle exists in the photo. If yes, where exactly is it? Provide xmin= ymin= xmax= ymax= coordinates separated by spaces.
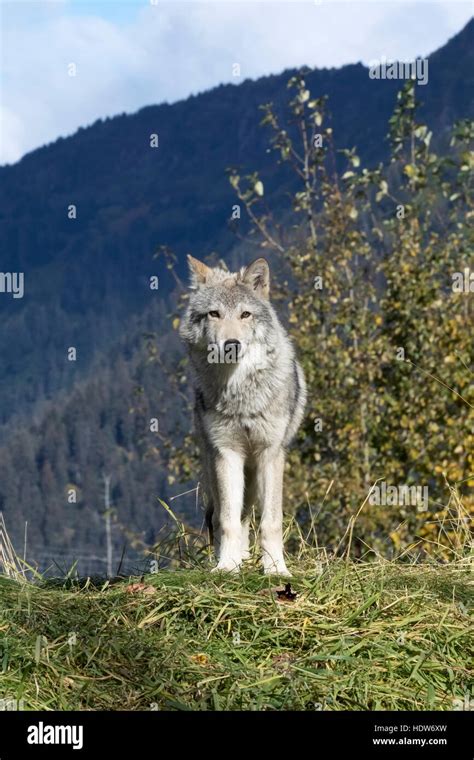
xmin=224 ymin=339 xmax=241 ymax=351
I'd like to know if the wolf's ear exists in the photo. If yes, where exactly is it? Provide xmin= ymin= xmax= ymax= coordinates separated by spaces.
xmin=187 ymin=255 xmax=212 ymax=288
xmin=242 ymin=258 xmax=270 ymax=299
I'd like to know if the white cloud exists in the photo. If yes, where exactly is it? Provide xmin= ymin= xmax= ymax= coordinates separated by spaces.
xmin=1 ymin=0 xmax=472 ymax=164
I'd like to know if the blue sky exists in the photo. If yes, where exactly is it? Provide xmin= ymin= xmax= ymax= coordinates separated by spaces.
xmin=1 ymin=0 xmax=472 ymax=164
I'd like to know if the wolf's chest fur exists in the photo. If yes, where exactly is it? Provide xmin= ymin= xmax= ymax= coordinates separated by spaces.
xmin=203 ymin=405 xmax=288 ymax=453
xmin=196 ymin=361 xmax=292 ymax=453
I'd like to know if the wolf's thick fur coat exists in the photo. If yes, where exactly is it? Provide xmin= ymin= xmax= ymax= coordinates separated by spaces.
xmin=179 ymin=256 xmax=306 ymax=574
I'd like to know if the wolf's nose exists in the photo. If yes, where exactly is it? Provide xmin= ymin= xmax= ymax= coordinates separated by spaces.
xmin=224 ymin=339 xmax=241 ymax=350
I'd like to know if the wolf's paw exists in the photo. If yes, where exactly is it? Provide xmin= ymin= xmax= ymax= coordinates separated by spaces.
xmin=211 ymin=560 xmax=241 ymax=574
xmin=263 ymin=561 xmax=291 ymax=577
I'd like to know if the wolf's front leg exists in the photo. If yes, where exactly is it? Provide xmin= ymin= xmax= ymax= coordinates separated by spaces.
xmin=258 ymin=448 xmax=290 ymax=576
xmin=211 ymin=449 xmax=244 ymax=572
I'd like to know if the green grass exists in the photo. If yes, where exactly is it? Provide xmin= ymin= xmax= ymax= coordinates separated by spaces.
xmin=0 ymin=556 xmax=471 ymax=710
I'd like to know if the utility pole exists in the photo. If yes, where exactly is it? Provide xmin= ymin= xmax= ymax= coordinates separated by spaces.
xmin=103 ymin=474 xmax=113 ymax=578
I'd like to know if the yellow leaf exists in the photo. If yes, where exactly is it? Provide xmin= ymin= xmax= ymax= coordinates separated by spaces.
xmin=190 ymin=653 xmax=209 ymax=665
xmin=389 ymin=531 xmax=401 ymax=548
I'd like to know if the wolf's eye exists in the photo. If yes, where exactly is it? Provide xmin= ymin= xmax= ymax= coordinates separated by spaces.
xmin=208 ymin=310 xmax=220 ymax=318
xmin=240 ymin=311 xmax=251 ymax=319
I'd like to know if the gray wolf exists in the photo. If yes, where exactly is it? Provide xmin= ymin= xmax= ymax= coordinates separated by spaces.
xmin=179 ymin=256 xmax=306 ymax=574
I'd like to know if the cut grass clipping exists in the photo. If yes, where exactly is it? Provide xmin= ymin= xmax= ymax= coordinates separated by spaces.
xmin=0 ymin=557 xmax=471 ymax=710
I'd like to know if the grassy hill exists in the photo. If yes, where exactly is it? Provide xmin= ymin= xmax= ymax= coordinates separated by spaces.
xmin=0 ymin=554 xmax=471 ymax=711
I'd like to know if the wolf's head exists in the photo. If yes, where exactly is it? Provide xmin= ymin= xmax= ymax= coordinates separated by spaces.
xmin=179 ymin=256 xmax=277 ymax=366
